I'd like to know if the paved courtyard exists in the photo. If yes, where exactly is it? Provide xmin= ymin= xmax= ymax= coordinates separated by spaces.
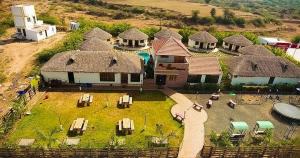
xmin=184 ymin=93 xmax=300 ymax=144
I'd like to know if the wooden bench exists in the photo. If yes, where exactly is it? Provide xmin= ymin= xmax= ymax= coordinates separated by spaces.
xmin=70 ymin=120 xmax=76 ymax=131
xmin=129 ymin=97 xmax=133 ymax=105
xmin=89 ymin=96 xmax=93 ymax=103
xmin=130 ymin=120 xmax=135 ymax=131
xmin=175 ymin=113 xmax=184 ymax=122
xmin=211 ymin=94 xmax=220 ymax=100
xmin=82 ymin=120 xmax=88 ymax=131
xmin=228 ymin=99 xmax=237 ymax=108
xmin=118 ymin=120 xmax=122 ymax=132
xmin=207 ymin=99 xmax=213 ymax=108
xmin=193 ymin=102 xmax=203 ymax=111
xmin=119 ymin=97 xmax=123 ymax=105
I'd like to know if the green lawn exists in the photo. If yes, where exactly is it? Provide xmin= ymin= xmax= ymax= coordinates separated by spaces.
xmin=5 ymin=91 xmax=183 ymax=148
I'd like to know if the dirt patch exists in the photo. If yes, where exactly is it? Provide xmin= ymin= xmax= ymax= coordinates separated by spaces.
xmin=106 ymin=0 xmax=259 ymax=19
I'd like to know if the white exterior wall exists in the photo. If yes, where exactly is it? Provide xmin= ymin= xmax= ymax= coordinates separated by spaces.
xmin=74 ymin=73 xmax=100 ymax=83
xmin=117 ymin=37 xmax=148 ymax=47
xmin=128 ymin=74 xmax=143 ymax=85
xmin=11 ymin=5 xmax=36 ymax=29
xmin=189 ymin=39 xmax=216 ymax=49
xmin=231 ymin=76 xmax=270 ymax=85
xmin=25 ymin=25 xmax=56 ymax=41
xmin=41 ymin=71 xmax=68 ymax=83
xmin=273 ymin=77 xmax=300 ymax=84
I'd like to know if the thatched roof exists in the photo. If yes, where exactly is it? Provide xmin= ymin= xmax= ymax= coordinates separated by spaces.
xmin=188 ymin=56 xmax=222 ymax=75
xmin=83 ymin=28 xmax=112 ymax=40
xmin=223 ymin=35 xmax=253 ymax=46
xmin=79 ymin=37 xmax=113 ymax=51
xmin=189 ymin=31 xmax=218 ymax=43
xmin=118 ymin=28 xmax=148 ymax=40
xmin=227 ymin=55 xmax=300 ymax=78
xmin=239 ymin=45 xmax=273 ymax=56
xmin=154 ymin=29 xmax=182 ymax=40
xmin=41 ymin=51 xmax=143 ymax=73
xmin=152 ymin=37 xmax=191 ymax=57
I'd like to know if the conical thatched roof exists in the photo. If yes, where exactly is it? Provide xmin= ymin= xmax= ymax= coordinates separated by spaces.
xmin=79 ymin=37 xmax=113 ymax=51
xmin=118 ymin=28 xmax=148 ymax=40
xmin=84 ymin=28 xmax=112 ymax=40
xmin=154 ymin=29 xmax=182 ymax=40
xmin=189 ymin=31 xmax=218 ymax=43
xmin=223 ymin=35 xmax=253 ymax=46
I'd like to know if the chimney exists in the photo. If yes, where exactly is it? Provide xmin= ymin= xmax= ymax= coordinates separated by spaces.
xmin=67 ymin=55 xmax=76 ymax=65
xmin=251 ymin=61 xmax=258 ymax=70
xmin=111 ymin=56 xmax=118 ymax=65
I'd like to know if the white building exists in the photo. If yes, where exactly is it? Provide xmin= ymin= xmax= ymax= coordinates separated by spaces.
xmin=11 ymin=4 xmax=56 ymax=41
xmin=258 ymin=36 xmax=290 ymax=45
xmin=287 ymin=48 xmax=300 ymax=62
xmin=228 ymin=55 xmax=300 ymax=85
xmin=41 ymin=51 xmax=144 ymax=86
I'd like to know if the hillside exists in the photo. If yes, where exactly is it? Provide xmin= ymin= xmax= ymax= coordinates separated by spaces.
xmin=191 ymin=0 xmax=300 ymax=19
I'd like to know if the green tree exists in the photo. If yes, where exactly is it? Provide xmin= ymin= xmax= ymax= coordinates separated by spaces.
xmin=205 ymin=0 xmax=212 ymax=4
xmin=292 ymin=35 xmax=300 ymax=43
xmin=178 ymin=27 xmax=196 ymax=43
xmin=210 ymin=8 xmax=216 ymax=17
xmin=141 ymin=27 xmax=160 ymax=39
xmin=191 ymin=10 xmax=200 ymax=23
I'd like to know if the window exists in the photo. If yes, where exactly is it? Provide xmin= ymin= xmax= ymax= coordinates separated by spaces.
xmin=161 ymin=55 xmax=169 ymax=58
xmin=39 ymin=31 xmax=43 ymax=35
xmin=27 ymin=17 xmax=31 ymax=22
xmin=17 ymin=28 xmax=21 ymax=33
xmin=187 ymin=75 xmax=201 ymax=83
xmin=169 ymin=75 xmax=177 ymax=81
xmin=100 ymin=73 xmax=115 ymax=81
xmin=33 ymin=16 xmax=36 ymax=23
xmin=195 ymin=41 xmax=199 ymax=45
xmin=123 ymin=39 xmax=127 ymax=42
xmin=130 ymin=73 xmax=140 ymax=82
xmin=140 ymin=40 xmax=144 ymax=43
xmin=224 ymin=43 xmax=228 ymax=46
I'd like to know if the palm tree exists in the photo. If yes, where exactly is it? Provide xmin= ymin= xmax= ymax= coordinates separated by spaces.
xmin=36 ymin=127 xmax=62 ymax=148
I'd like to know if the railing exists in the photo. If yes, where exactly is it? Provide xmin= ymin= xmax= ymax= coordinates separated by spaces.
xmin=0 ymin=147 xmax=179 ymax=158
xmin=201 ymin=146 xmax=300 ymax=158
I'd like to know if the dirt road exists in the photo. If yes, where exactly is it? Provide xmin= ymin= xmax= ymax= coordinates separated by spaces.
xmin=1 ymin=32 xmax=66 ymax=76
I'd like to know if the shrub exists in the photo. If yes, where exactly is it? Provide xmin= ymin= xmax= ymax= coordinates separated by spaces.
xmin=39 ymin=13 xmax=59 ymax=25
xmin=291 ymin=35 xmax=300 ymax=43
xmin=0 ymin=72 xmax=6 ymax=83
xmin=251 ymin=18 xmax=265 ymax=27
xmin=130 ymin=7 xmax=145 ymax=14
xmin=0 ymin=16 xmax=14 ymax=37
xmin=141 ymin=27 xmax=160 ymax=39
xmin=234 ymin=17 xmax=246 ymax=27
xmin=199 ymin=17 xmax=215 ymax=25
xmin=112 ymin=12 xmax=133 ymax=19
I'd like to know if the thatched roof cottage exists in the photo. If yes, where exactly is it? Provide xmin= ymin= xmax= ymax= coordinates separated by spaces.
xmin=117 ymin=28 xmax=149 ymax=50
xmin=188 ymin=31 xmax=218 ymax=52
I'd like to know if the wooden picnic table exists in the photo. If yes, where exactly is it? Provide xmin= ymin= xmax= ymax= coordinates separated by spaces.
xmin=82 ymin=94 xmax=90 ymax=102
xmin=211 ymin=94 xmax=220 ymax=100
xmin=70 ymin=118 xmax=88 ymax=134
xmin=119 ymin=95 xmax=133 ymax=108
xmin=123 ymin=95 xmax=130 ymax=103
xmin=118 ymin=118 xmax=134 ymax=135
xmin=193 ymin=102 xmax=203 ymax=111
xmin=74 ymin=118 xmax=85 ymax=130
xmin=228 ymin=99 xmax=237 ymax=108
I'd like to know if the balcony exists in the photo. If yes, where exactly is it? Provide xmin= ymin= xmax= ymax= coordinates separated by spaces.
xmin=155 ymin=62 xmax=189 ymax=75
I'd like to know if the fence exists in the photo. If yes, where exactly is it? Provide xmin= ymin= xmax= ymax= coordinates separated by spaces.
xmin=201 ymin=146 xmax=300 ymax=158
xmin=0 ymin=147 xmax=179 ymax=158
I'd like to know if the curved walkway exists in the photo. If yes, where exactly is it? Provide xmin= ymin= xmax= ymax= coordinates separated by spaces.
xmin=161 ymin=88 xmax=208 ymax=158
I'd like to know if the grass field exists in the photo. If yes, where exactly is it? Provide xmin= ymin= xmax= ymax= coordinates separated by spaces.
xmin=5 ymin=91 xmax=183 ymax=148
xmin=106 ymin=0 xmax=259 ymax=19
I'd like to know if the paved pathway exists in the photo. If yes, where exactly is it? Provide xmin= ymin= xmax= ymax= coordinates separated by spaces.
xmin=161 ymin=88 xmax=208 ymax=158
